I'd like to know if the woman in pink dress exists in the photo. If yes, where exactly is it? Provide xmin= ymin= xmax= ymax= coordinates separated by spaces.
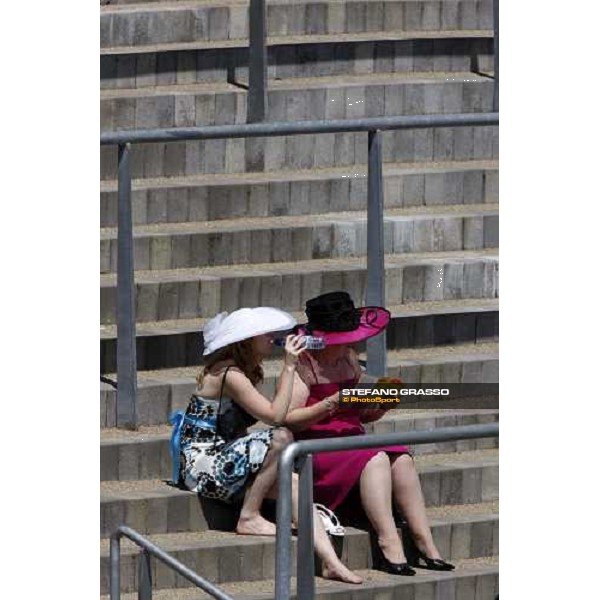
xmin=284 ymin=292 xmax=454 ymax=576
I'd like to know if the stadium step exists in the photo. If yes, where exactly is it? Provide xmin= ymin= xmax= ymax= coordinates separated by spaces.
xmin=100 ymin=341 xmax=498 ymax=427
xmin=101 ymin=204 xmax=498 ymax=273
xmin=101 ymin=557 xmax=498 ymax=599
xmin=100 ymin=159 xmax=499 ymax=227
xmin=100 ymin=249 xmax=499 ymax=325
xmin=100 ymin=448 xmax=499 ymax=537
xmin=101 ymin=34 xmax=493 ymax=90
xmin=101 ymin=408 xmax=499 ymax=480
xmin=100 ymin=298 xmax=498 ymax=372
xmin=100 ymin=501 xmax=498 ymax=593
xmin=101 ymin=71 xmax=493 ymax=131
xmin=101 ymin=29 xmax=493 ymax=55
xmin=100 ymin=0 xmax=494 ymax=52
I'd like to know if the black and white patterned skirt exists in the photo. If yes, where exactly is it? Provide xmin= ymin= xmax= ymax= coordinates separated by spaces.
xmin=182 ymin=429 xmax=274 ymax=503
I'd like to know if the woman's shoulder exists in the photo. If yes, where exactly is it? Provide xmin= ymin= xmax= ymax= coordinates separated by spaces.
xmin=216 ymin=365 xmax=258 ymax=401
xmin=197 ymin=364 xmax=245 ymax=397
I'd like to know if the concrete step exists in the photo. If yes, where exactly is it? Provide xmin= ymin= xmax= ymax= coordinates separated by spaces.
xmin=101 ymin=29 xmax=493 ymax=55
xmin=100 ymin=159 xmax=499 ymax=228
xmin=100 ymin=249 xmax=499 ymax=325
xmin=100 ymin=448 xmax=499 ymax=537
xmin=101 ymin=1 xmax=494 ymax=51
xmin=100 ymin=122 xmax=498 ymax=179
xmin=101 ymin=204 xmax=498 ymax=273
xmin=103 ymin=0 xmax=240 ymax=5
xmin=100 ymin=502 xmax=498 ymax=593
xmin=101 ymin=557 xmax=498 ymax=599
xmin=101 ymin=35 xmax=493 ymax=90
xmin=101 ymin=71 xmax=493 ymax=130
xmin=101 ymin=407 xmax=499 ymax=480
xmin=100 ymin=298 xmax=498 ymax=372
xmin=100 ymin=341 xmax=499 ymax=427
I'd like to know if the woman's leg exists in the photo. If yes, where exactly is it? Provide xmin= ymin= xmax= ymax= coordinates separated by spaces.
xmin=390 ymin=454 xmax=441 ymax=559
xmin=266 ymin=473 xmax=362 ymax=584
xmin=359 ymin=452 xmax=407 ymax=563
xmin=236 ymin=428 xmax=292 ymax=536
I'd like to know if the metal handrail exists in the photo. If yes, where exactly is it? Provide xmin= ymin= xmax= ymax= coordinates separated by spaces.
xmin=248 ymin=0 xmax=267 ymax=123
xmin=100 ymin=113 xmax=497 ymax=146
xmin=275 ymin=422 xmax=500 ymax=600
xmin=110 ymin=526 xmax=234 ymax=600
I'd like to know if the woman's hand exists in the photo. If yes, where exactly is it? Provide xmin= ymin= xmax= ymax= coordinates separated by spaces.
xmin=283 ymin=334 xmax=307 ymax=367
xmin=320 ymin=392 xmax=340 ymax=416
xmin=359 ymin=406 xmax=388 ymax=423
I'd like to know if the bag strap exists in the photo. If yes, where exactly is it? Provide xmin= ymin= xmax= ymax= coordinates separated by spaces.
xmin=214 ymin=365 xmax=232 ymax=447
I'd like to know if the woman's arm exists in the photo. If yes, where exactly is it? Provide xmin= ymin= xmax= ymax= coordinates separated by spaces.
xmin=283 ymin=371 xmax=339 ymax=432
xmin=223 ymin=335 xmax=305 ymax=426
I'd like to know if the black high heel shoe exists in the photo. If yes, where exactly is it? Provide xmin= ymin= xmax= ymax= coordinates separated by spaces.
xmin=409 ymin=548 xmax=455 ymax=571
xmin=371 ymin=542 xmax=416 ymax=576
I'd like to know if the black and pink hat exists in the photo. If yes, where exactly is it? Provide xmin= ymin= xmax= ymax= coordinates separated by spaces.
xmin=297 ymin=291 xmax=390 ymax=346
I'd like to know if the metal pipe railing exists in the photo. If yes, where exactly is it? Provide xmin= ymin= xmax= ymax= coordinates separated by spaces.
xmin=248 ymin=0 xmax=267 ymax=123
xmin=100 ymin=113 xmax=497 ymax=146
xmin=296 ymin=454 xmax=315 ymax=599
xmin=115 ymin=143 xmax=137 ymax=429
xmin=102 ymin=112 xmax=498 ymax=428
xmin=366 ymin=129 xmax=386 ymax=375
xmin=275 ymin=422 xmax=499 ymax=600
xmin=110 ymin=526 xmax=234 ymax=600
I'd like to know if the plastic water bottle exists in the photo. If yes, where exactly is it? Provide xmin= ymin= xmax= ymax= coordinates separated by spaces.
xmin=273 ymin=335 xmax=326 ymax=350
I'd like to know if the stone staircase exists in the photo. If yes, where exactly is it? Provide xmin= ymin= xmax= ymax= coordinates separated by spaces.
xmin=100 ymin=0 xmax=499 ymax=597
xmin=100 ymin=410 xmax=499 ymax=598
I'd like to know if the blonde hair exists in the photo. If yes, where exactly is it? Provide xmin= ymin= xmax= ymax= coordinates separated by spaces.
xmin=197 ymin=338 xmax=264 ymax=387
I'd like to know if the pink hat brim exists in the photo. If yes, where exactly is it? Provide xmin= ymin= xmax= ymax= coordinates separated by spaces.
xmin=297 ymin=307 xmax=391 ymax=346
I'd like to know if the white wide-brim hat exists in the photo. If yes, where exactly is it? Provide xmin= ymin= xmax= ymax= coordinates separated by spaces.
xmin=202 ymin=307 xmax=297 ymax=356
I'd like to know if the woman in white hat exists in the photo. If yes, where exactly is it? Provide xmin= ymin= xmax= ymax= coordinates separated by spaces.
xmin=177 ymin=307 xmax=362 ymax=584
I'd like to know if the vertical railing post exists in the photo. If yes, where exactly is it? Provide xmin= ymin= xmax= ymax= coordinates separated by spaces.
xmin=138 ymin=549 xmax=153 ymax=600
xmin=296 ymin=454 xmax=315 ymax=600
xmin=248 ymin=0 xmax=267 ymax=122
xmin=275 ymin=447 xmax=296 ymax=600
xmin=110 ymin=533 xmax=121 ymax=600
xmin=493 ymin=0 xmax=499 ymax=111
xmin=366 ymin=130 xmax=387 ymax=376
xmin=116 ymin=143 xmax=138 ymax=429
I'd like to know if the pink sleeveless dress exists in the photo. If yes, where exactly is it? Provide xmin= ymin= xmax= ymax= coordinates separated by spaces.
xmin=295 ymin=367 xmax=410 ymax=511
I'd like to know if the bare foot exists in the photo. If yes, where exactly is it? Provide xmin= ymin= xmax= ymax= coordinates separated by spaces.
xmin=236 ymin=514 xmax=277 ymax=536
xmin=322 ymin=562 xmax=363 ymax=585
